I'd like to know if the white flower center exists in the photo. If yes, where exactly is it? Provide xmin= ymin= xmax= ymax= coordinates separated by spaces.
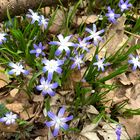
xmin=0 ymin=33 xmax=5 ymax=41
xmin=36 ymin=48 xmax=42 ymax=53
xmin=48 ymin=61 xmax=58 ymax=71
xmin=7 ymin=115 xmax=14 ymax=121
xmin=41 ymin=19 xmax=46 ymax=24
xmin=80 ymin=42 xmax=86 ymax=47
xmin=109 ymin=13 xmax=115 ymax=18
xmin=97 ymin=61 xmax=103 ymax=67
xmin=121 ymin=4 xmax=127 ymax=9
xmin=43 ymin=84 xmax=50 ymax=91
xmin=56 ymin=117 xmax=61 ymax=125
xmin=32 ymin=13 xmax=40 ymax=21
xmin=15 ymin=64 xmax=24 ymax=74
xmin=75 ymin=57 xmax=83 ymax=64
xmin=132 ymin=58 xmax=139 ymax=65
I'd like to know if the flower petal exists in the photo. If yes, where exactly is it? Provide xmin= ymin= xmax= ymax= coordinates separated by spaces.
xmin=61 ymin=115 xmax=73 ymax=122
xmin=53 ymin=123 xmax=60 ymax=137
xmin=36 ymin=85 xmax=43 ymax=91
xmin=45 ymin=121 xmax=55 ymax=127
xmin=58 ymin=107 xmax=65 ymax=117
xmin=47 ymin=111 xmax=57 ymax=120
xmin=51 ymin=83 xmax=58 ymax=89
xmin=61 ymin=123 xmax=69 ymax=130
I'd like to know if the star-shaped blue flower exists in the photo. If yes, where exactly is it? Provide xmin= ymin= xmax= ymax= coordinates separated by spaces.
xmin=119 ymin=0 xmax=132 ymax=12
xmin=128 ymin=54 xmax=140 ymax=71
xmin=42 ymin=59 xmax=64 ymax=81
xmin=49 ymin=34 xmax=75 ymax=56
xmin=0 ymin=112 xmax=17 ymax=125
xmin=36 ymin=77 xmax=58 ymax=96
xmin=85 ymin=24 xmax=104 ymax=46
xmin=45 ymin=106 xmax=73 ymax=137
xmin=0 ymin=32 xmax=7 ymax=45
xmin=106 ymin=7 xmax=120 ymax=23
xmin=76 ymin=38 xmax=90 ymax=52
xmin=38 ymin=15 xmax=49 ymax=29
xmin=26 ymin=9 xmax=40 ymax=24
xmin=70 ymin=54 xmax=84 ymax=70
xmin=93 ymin=55 xmax=110 ymax=71
xmin=30 ymin=42 xmax=45 ymax=57
xmin=8 ymin=62 xmax=29 ymax=76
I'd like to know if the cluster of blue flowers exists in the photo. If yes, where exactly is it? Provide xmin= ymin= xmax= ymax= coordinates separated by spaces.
xmin=26 ymin=9 xmax=49 ymax=29
xmin=106 ymin=0 xmax=132 ymax=23
xmin=0 ymin=0 xmax=137 ymax=138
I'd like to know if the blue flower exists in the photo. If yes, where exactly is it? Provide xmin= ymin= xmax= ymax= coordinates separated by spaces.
xmin=76 ymin=38 xmax=90 ymax=52
xmin=70 ymin=54 xmax=84 ymax=70
xmin=36 ymin=77 xmax=58 ymax=96
xmin=93 ymin=55 xmax=110 ymax=71
xmin=128 ymin=54 xmax=140 ymax=71
xmin=8 ymin=62 xmax=29 ymax=76
xmin=42 ymin=59 xmax=64 ymax=81
xmin=0 ymin=112 xmax=17 ymax=125
xmin=115 ymin=124 xmax=122 ymax=140
xmin=26 ymin=9 xmax=40 ymax=24
xmin=38 ymin=15 xmax=49 ymax=29
xmin=0 ymin=32 xmax=7 ymax=45
xmin=106 ymin=7 xmax=120 ymax=23
xmin=49 ymin=34 xmax=75 ymax=56
xmin=30 ymin=42 xmax=45 ymax=57
xmin=119 ymin=0 xmax=132 ymax=12
xmin=45 ymin=106 xmax=73 ymax=137
xmin=85 ymin=24 xmax=104 ymax=46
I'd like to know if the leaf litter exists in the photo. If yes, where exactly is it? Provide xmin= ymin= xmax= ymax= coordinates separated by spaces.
xmin=0 ymin=2 xmax=140 ymax=140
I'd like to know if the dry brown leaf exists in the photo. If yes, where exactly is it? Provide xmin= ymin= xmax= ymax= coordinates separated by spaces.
xmin=118 ymin=116 xmax=140 ymax=139
xmin=20 ymin=107 xmax=34 ymax=120
xmin=86 ymin=105 xmax=99 ymax=115
xmin=118 ymin=83 xmax=140 ymax=138
xmin=10 ymin=88 xmax=19 ymax=97
xmin=0 ymin=123 xmax=18 ymax=133
xmin=49 ymin=9 xmax=65 ymax=34
xmin=80 ymin=123 xmax=129 ymax=140
xmin=0 ymin=67 xmax=11 ymax=88
xmin=81 ymin=132 xmax=99 ymax=140
xmin=41 ymin=7 xmax=50 ymax=16
xmin=97 ymin=123 xmax=129 ymax=140
xmin=100 ymin=16 xmax=127 ymax=57
xmin=6 ymin=102 xmax=23 ymax=113
xmin=128 ymin=70 xmax=140 ymax=85
xmin=73 ymin=15 xmax=98 ymax=26
xmin=33 ymin=94 xmax=44 ymax=102
xmin=117 ymin=73 xmax=131 ymax=85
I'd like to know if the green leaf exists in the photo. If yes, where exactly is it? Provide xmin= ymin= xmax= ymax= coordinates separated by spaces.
xmin=98 ymin=65 xmax=128 ymax=83
xmin=0 ymin=104 xmax=9 ymax=117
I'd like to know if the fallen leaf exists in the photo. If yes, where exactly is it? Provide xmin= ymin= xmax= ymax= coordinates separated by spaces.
xmin=20 ymin=107 xmax=34 ymax=120
xmin=86 ymin=105 xmax=99 ymax=115
xmin=97 ymin=123 xmax=129 ymax=140
xmin=0 ymin=123 xmax=18 ymax=133
xmin=73 ymin=15 xmax=98 ymax=26
xmin=117 ymin=73 xmax=131 ymax=85
xmin=10 ymin=88 xmax=19 ymax=97
xmin=0 ymin=66 xmax=11 ymax=88
xmin=118 ymin=83 xmax=140 ymax=138
xmin=6 ymin=102 xmax=23 ymax=113
xmin=128 ymin=70 xmax=140 ymax=85
xmin=33 ymin=94 xmax=44 ymax=102
xmin=49 ymin=9 xmax=65 ymax=34
xmin=100 ymin=16 xmax=127 ymax=56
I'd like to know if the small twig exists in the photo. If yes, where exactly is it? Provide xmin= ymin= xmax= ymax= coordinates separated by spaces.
xmin=124 ymin=30 xmax=140 ymax=39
